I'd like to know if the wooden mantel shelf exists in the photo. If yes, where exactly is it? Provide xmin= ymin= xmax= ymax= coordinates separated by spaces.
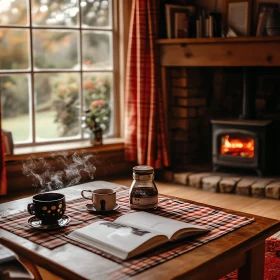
xmin=156 ymin=36 xmax=280 ymax=45
xmin=157 ymin=36 xmax=280 ymax=67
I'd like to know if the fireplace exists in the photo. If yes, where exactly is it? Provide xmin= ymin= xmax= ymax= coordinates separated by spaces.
xmin=211 ymin=68 xmax=280 ymax=176
xmin=211 ymin=119 xmax=277 ymax=176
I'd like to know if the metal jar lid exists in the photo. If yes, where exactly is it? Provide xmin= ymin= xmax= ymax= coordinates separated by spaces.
xmin=133 ymin=165 xmax=154 ymax=174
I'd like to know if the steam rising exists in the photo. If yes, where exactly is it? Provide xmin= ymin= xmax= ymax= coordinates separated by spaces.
xmin=22 ymin=150 xmax=98 ymax=192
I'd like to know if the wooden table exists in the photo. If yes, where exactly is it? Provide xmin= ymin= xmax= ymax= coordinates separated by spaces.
xmin=1 ymin=181 xmax=280 ymax=280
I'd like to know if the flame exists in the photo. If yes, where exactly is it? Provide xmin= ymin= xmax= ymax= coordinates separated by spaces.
xmin=221 ymin=135 xmax=254 ymax=158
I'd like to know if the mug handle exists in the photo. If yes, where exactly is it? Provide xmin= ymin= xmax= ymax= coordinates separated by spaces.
xmin=81 ymin=190 xmax=93 ymax=200
xmin=100 ymin=200 xmax=106 ymax=211
xmin=27 ymin=203 xmax=35 ymax=215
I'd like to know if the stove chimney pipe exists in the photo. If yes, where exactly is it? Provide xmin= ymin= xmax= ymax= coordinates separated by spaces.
xmin=240 ymin=67 xmax=256 ymax=120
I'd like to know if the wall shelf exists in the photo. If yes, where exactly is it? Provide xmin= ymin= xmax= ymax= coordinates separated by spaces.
xmin=157 ymin=36 xmax=280 ymax=67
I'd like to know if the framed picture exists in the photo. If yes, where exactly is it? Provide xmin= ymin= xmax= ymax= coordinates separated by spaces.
xmin=223 ymin=0 xmax=252 ymax=36
xmin=254 ymin=0 xmax=280 ymax=20
xmin=254 ymin=1 xmax=280 ymax=36
xmin=2 ymin=129 xmax=14 ymax=155
xmin=165 ymin=4 xmax=196 ymax=38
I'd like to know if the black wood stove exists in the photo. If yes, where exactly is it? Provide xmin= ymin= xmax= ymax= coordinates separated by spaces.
xmin=211 ymin=68 xmax=279 ymax=176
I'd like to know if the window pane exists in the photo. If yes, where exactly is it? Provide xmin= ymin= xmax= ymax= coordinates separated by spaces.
xmin=33 ymin=30 xmax=79 ymax=70
xmin=0 ymin=29 xmax=30 ymax=71
xmin=83 ymin=72 xmax=112 ymax=136
xmin=82 ymin=31 xmax=112 ymax=70
xmin=82 ymin=0 xmax=111 ymax=28
xmin=0 ymin=0 xmax=29 ymax=26
xmin=32 ymin=0 xmax=79 ymax=27
xmin=34 ymin=73 xmax=81 ymax=140
xmin=1 ymin=74 xmax=31 ymax=143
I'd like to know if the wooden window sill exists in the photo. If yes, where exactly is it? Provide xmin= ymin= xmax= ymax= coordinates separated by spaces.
xmin=4 ymin=138 xmax=134 ymax=193
xmin=5 ymin=138 xmax=125 ymax=162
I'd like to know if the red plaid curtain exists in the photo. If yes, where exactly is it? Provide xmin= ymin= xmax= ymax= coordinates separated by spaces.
xmin=124 ymin=0 xmax=170 ymax=169
xmin=0 ymin=112 xmax=7 ymax=196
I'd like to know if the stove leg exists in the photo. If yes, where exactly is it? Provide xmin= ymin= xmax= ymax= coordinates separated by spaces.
xmin=256 ymin=169 xmax=263 ymax=177
xmin=213 ymin=165 xmax=220 ymax=172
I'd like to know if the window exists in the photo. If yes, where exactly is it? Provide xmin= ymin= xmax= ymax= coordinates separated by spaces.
xmin=0 ymin=0 xmax=120 ymax=147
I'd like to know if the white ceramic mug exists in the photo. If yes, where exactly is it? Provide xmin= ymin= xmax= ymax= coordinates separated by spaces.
xmin=81 ymin=188 xmax=116 ymax=211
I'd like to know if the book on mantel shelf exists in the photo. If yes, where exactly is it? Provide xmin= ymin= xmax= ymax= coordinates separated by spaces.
xmin=67 ymin=211 xmax=210 ymax=260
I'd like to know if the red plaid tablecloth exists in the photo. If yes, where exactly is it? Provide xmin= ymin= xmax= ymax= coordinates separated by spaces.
xmin=0 ymin=189 xmax=254 ymax=279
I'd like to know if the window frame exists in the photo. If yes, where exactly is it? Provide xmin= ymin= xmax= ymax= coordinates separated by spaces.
xmin=0 ymin=0 xmax=123 ymax=149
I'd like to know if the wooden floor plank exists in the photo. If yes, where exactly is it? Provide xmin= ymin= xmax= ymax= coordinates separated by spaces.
xmin=240 ymin=199 xmax=280 ymax=217
xmin=198 ymin=193 xmax=260 ymax=210
xmin=263 ymin=209 xmax=280 ymax=220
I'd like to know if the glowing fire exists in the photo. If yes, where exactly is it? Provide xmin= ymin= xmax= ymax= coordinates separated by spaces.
xmin=221 ymin=135 xmax=254 ymax=158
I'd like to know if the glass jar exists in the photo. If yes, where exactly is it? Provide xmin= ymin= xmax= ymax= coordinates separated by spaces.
xmin=129 ymin=165 xmax=158 ymax=210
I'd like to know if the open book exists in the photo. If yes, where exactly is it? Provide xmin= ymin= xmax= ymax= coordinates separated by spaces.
xmin=0 ymin=244 xmax=34 ymax=279
xmin=67 ymin=212 xmax=210 ymax=260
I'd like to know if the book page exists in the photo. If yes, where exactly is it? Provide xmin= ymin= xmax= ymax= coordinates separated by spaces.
xmin=115 ymin=212 xmax=209 ymax=240
xmin=68 ymin=220 xmax=167 ymax=259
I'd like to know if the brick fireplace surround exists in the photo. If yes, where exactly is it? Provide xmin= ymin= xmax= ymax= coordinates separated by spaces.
xmin=168 ymin=67 xmax=280 ymax=199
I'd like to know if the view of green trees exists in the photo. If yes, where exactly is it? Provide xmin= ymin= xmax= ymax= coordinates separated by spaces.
xmin=0 ymin=0 xmax=112 ymax=144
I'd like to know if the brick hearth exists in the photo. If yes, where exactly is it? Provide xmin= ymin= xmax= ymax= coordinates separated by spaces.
xmin=173 ymin=172 xmax=280 ymax=200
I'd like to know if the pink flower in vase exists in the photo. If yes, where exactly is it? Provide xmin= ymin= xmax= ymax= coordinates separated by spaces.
xmin=90 ymin=100 xmax=106 ymax=108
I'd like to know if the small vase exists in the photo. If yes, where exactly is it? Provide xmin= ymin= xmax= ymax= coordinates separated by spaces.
xmin=90 ymin=126 xmax=103 ymax=146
